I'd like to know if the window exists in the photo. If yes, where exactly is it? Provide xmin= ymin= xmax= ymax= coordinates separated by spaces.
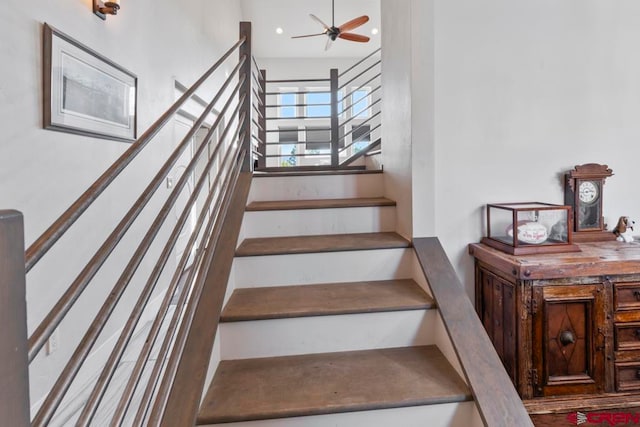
xmin=279 ymin=126 xmax=298 ymax=166
xmin=351 ymin=89 xmax=370 ymax=118
xmin=305 ymin=126 xmax=330 ymax=152
xmin=280 ymin=92 xmax=296 ymax=118
xmin=351 ymin=124 xmax=371 ymax=153
xmin=306 ymin=92 xmax=331 ymax=117
xmin=305 ymin=90 xmax=344 ymax=117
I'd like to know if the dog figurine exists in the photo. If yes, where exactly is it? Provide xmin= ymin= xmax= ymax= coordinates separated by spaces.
xmin=613 ymin=216 xmax=636 ymax=243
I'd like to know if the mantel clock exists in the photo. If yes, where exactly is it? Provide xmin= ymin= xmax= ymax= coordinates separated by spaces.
xmin=564 ymin=163 xmax=614 ymax=241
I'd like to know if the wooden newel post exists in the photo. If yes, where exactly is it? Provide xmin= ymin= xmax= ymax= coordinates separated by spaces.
xmin=330 ymin=68 xmax=339 ymax=168
xmin=239 ymin=22 xmax=253 ymax=172
xmin=258 ymin=69 xmax=267 ymax=169
xmin=0 ymin=210 xmax=30 ymax=426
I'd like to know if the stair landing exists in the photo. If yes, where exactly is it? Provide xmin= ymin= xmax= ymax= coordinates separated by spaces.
xmin=197 ymin=345 xmax=471 ymax=424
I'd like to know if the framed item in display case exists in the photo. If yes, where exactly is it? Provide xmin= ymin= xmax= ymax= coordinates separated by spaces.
xmin=43 ymin=23 xmax=137 ymax=142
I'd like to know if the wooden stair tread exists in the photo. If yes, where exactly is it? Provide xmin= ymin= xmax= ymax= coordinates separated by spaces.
xmin=246 ymin=197 xmax=396 ymax=211
xmin=235 ymin=232 xmax=411 ymax=257
xmin=197 ymin=345 xmax=471 ymax=424
xmin=221 ymin=280 xmax=435 ymax=322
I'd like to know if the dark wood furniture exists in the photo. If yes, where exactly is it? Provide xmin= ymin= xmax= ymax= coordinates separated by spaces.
xmin=469 ymin=240 xmax=640 ymax=421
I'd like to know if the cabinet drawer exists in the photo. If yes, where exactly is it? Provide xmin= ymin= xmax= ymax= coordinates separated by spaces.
xmin=615 ymin=322 xmax=640 ymax=351
xmin=616 ymin=362 xmax=640 ymax=391
xmin=615 ymin=283 xmax=640 ymax=311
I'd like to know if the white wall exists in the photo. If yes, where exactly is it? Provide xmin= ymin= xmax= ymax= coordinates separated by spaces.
xmin=0 ymin=0 xmax=242 ymax=410
xmin=406 ymin=0 xmax=640 ymax=296
xmin=380 ymin=0 xmax=413 ymax=239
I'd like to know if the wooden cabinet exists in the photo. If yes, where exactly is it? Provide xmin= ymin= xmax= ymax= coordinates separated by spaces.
xmin=470 ymin=241 xmax=640 ymax=412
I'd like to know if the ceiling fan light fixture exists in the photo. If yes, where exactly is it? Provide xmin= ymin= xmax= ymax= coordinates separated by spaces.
xmin=275 ymin=27 xmax=284 ymax=35
xmin=371 ymin=28 xmax=379 ymax=35
xmin=291 ymin=0 xmax=371 ymax=49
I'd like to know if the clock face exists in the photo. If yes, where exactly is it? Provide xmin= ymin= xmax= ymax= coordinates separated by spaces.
xmin=578 ymin=181 xmax=599 ymax=205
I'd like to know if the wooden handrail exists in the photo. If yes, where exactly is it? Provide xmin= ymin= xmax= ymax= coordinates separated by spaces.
xmin=413 ymin=237 xmax=533 ymax=427
xmin=0 ymin=211 xmax=30 ymax=427
xmin=25 ymin=36 xmax=246 ymax=273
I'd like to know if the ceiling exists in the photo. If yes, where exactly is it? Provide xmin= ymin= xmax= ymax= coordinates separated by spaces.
xmin=240 ymin=0 xmax=381 ymax=58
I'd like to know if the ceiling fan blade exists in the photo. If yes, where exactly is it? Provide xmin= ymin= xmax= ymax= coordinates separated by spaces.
xmin=338 ymin=15 xmax=369 ymax=33
xmin=325 ymin=37 xmax=333 ymax=51
xmin=291 ymin=33 xmax=326 ymax=39
xmin=338 ymin=32 xmax=370 ymax=43
xmin=310 ymin=14 xmax=330 ymax=31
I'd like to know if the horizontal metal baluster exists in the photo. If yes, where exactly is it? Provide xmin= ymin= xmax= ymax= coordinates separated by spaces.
xmin=338 ymin=111 xmax=381 ymax=142
xmin=130 ymin=118 xmax=246 ymax=425
xmin=111 ymin=118 xmax=242 ymax=427
xmin=136 ymin=140 xmax=245 ymax=426
xmin=343 ymin=84 xmax=381 ymax=111
xmin=27 ymin=59 xmax=246 ymax=364
xmin=339 ymin=123 xmax=381 ymax=153
xmin=338 ymin=60 xmax=381 ymax=91
xmin=25 ymin=37 xmax=246 ymax=273
xmin=264 ymin=90 xmax=330 ymax=96
xmin=338 ymin=48 xmax=381 ymax=78
xmin=265 ymin=78 xmax=330 ymax=83
xmin=29 ymin=70 xmax=247 ymax=427
xmin=75 ymin=87 xmax=244 ymax=427
xmin=339 ymin=98 xmax=382 ymax=128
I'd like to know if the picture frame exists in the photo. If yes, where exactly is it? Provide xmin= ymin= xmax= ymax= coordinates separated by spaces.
xmin=43 ymin=23 xmax=137 ymax=142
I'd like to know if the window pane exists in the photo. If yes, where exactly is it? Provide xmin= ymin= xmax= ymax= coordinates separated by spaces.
xmin=306 ymin=92 xmax=330 ymax=117
xmin=352 ymin=124 xmax=370 ymax=153
xmin=280 ymin=93 xmax=296 ymax=118
xmin=279 ymin=126 xmax=297 ymax=166
xmin=352 ymin=90 xmax=369 ymax=118
xmin=306 ymin=126 xmax=330 ymax=152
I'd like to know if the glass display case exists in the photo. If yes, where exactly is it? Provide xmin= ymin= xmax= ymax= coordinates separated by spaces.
xmin=481 ymin=202 xmax=581 ymax=255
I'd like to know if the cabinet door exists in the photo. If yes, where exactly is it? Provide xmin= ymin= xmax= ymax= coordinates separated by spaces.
xmin=478 ymin=268 xmax=517 ymax=382
xmin=532 ymin=284 xmax=606 ymax=397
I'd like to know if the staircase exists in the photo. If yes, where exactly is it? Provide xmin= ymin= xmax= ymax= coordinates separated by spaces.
xmin=196 ymin=170 xmax=482 ymax=427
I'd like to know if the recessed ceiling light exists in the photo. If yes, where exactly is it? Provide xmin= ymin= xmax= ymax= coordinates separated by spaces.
xmin=276 ymin=27 xmax=284 ymax=35
xmin=371 ymin=28 xmax=379 ymax=35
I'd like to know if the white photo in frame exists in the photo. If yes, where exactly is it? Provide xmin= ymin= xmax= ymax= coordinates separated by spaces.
xmin=43 ymin=23 xmax=137 ymax=142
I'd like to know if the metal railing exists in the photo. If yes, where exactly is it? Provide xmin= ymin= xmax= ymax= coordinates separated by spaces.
xmin=258 ymin=48 xmax=381 ymax=169
xmin=1 ymin=22 xmax=263 ymax=426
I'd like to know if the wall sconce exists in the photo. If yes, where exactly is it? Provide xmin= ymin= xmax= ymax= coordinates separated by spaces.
xmin=93 ymin=0 xmax=120 ymax=20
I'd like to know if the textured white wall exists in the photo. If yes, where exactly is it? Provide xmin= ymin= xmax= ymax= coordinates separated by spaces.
xmin=380 ymin=0 xmax=413 ymax=239
xmin=0 ymin=0 xmax=242 ymax=409
xmin=406 ymin=0 xmax=640 ymax=296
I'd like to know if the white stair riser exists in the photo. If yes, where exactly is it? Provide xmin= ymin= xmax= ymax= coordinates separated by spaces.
xmin=249 ymin=174 xmax=384 ymax=202
xmin=201 ymin=401 xmax=482 ymax=427
xmin=233 ymin=248 xmax=414 ymax=288
xmin=220 ymin=310 xmax=436 ymax=359
xmin=241 ymin=206 xmax=396 ymax=238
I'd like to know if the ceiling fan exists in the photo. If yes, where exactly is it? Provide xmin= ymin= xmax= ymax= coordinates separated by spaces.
xmin=292 ymin=0 xmax=370 ymax=50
